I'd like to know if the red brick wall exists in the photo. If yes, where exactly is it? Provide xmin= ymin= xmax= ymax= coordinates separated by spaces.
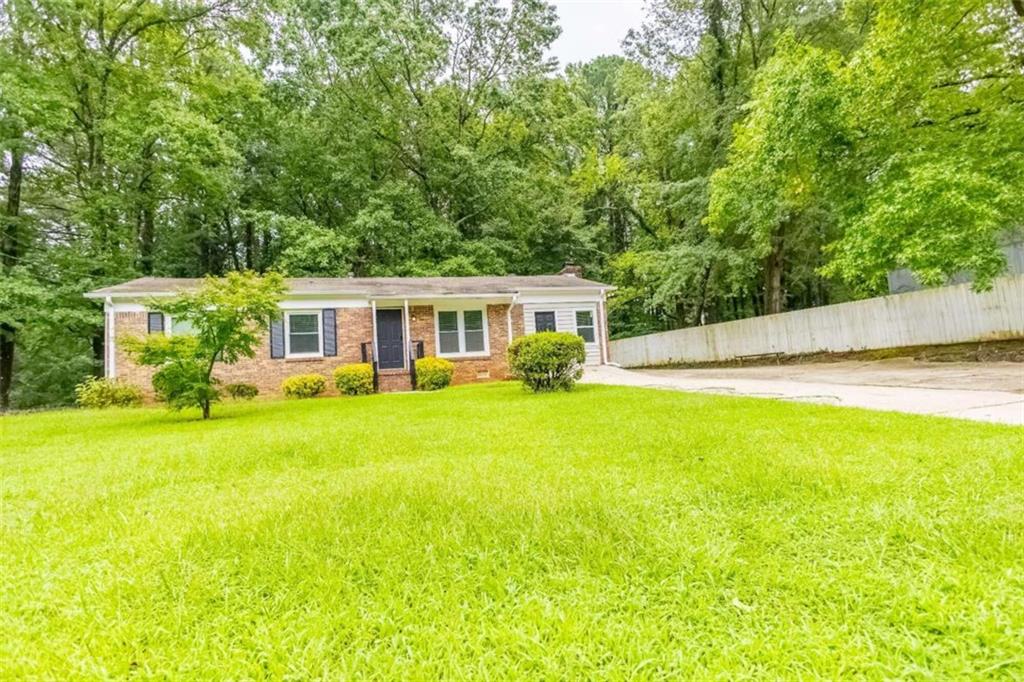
xmin=409 ymin=303 xmax=523 ymax=385
xmin=113 ymin=303 xmax=527 ymax=397
xmin=114 ymin=308 xmax=372 ymax=398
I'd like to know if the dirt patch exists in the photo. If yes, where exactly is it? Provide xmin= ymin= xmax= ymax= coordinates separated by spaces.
xmin=652 ymin=339 xmax=1024 ymax=369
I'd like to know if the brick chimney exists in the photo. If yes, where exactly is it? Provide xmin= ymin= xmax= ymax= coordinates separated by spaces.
xmin=558 ymin=262 xmax=583 ymax=278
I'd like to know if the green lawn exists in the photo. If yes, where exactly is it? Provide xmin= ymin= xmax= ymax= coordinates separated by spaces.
xmin=2 ymin=383 xmax=1022 ymax=679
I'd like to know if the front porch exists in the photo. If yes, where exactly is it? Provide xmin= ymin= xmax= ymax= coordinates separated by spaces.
xmin=365 ymin=298 xmax=520 ymax=392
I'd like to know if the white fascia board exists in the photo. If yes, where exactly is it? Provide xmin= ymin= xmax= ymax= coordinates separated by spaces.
xmin=279 ymin=298 xmax=368 ymax=309
xmin=387 ymin=295 xmax=515 ymax=307
xmin=516 ymin=292 xmax=606 ymax=304
xmin=109 ymin=302 xmax=149 ymax=313
xmin=84 ymin=291 xmax=179 ymax=299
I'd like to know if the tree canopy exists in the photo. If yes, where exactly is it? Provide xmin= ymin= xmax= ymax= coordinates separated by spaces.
xmin=2 ymin=0 xmax=1021 ymax=408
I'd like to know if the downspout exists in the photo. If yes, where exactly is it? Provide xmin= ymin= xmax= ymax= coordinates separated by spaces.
xmin=506 ymin=293 xmax=517 ymax=344
xmin=105 ymin=297 xmax=116 ymax=378
xmin=597 ymin=289 xmax=609 ymax=365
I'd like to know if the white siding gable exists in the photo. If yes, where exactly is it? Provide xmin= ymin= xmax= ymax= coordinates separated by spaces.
xmin=523 ymin=302 xmax=602 ymax=365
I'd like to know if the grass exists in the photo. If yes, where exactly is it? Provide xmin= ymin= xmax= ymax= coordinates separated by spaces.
xmin=2 ymin=383 xmax=1022 ymax=679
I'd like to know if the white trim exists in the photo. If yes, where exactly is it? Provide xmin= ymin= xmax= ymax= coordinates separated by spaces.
xmin=86 ymin=287 xmax=615 ymax=301
xmin=403 ymin=299 xmax=411 ymax=367
xmin=284 ymin=310 xmax=324 ymax=358
xmin=506 ymin=295 xmax=517 ymax=343
xmin=573 ymin=308 xmax=597 ymax=344
xmin=516 ymin=292 xmax=605 ymax=304
xmin=278 ymin=298 xmax=367 ymax=309
xmin=434 ymin=305 xmax=490 ymax=359
xmin=370 ymin=300 xmax=378 ymax=364
xmin=372 ymin=305 xmax=408 ymax=370
xmin=163 ymin=315 xmax=198 ymax=337
xmin=598 ymin=292 xmax=609 ymax=365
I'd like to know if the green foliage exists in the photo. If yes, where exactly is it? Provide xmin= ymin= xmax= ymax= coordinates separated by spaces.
xmin=5 ymin=0 xmax=1020 ymax=409
xmin=281 ymin=374 xmax=326 ymax=399
xmin=415 ymin=356 xmax=454 ymax=391
xmin=4 ymin=384 xmax=1022 ymax=677
xmin=507 ymin=332 xmax=586 ymax=392
xmin=225 ymin=383 xmax=259 ymax=400
xmin=73 ymin=377 xmax=143 ymax=409
xmin=333 ymin=364 xmax=375 ymax=396
xmin=125 ymin=272 xmax=284 ymax=418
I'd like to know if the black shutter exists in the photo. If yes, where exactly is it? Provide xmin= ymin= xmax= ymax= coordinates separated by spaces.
xmin=270 ymin=316 xmax=285 ymax=358
xmin=322 ymin=309 xmax=337 ymax=357
xmin=148 ymin=312 xmax=164 ymax=334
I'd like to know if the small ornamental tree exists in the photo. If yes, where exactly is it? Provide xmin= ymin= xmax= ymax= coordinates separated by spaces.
xmin=124 ymin=272 xmax=285 ymax=419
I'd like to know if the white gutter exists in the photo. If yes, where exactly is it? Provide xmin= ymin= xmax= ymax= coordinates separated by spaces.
xmin=506 ymin=293 xmax=518 ymax=343
xmin=86 ymin=287 xmax=617 ymax=300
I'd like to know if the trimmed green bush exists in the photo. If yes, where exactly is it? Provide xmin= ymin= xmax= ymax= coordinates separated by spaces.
xmin=415 ymin=356 xmax=454 ymax=391
xmin=334 ymin=363 xmax=375 ymax=396
xmin=281 ymin=374 xmax=326 ymax=399
xmin=507 ymin=332 xmax=586 ymax=392
xmin=74 ymin=377 xmax=144 ymax=408
xmin=225 ymin=383 xmax=259 ymax=400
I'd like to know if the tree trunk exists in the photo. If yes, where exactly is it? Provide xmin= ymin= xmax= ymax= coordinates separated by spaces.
xmin=1 ymin=147 xmax=24 ymax=410
xmin=695 ymin=263 xmax=713 ymax=325
xmin=202 ymin=400 xmax=211 ymax=419
xmin=0 ymin=331 xmax=13 ymax=411
xmin=244 ymin=219 xmax=255 ymax=270
xmin=764 ymin=237 xmax=785 ymax=315
xmin=705 ymin=0 xmax=729 ymax=161
xmin=91 ymin=334 xmax=104 ymax=378
xmin=137 ymin=149 xmax=156 ymax=274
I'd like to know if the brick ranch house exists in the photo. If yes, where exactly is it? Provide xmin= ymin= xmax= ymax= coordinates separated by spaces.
xmin=85 ymin=268 xmax=614 ymax=395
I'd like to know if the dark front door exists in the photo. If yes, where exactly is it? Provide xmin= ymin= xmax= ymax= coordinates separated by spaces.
xmin=375 ymin=309 xmax=405 ymax=369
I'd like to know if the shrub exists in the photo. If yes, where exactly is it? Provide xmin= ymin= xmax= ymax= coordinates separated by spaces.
xmin=225 ymin=383 xmax=259 ymax=400
xmin=415 ymin=356 xmax=454 ymax=391
xmin=334 ymin=363 xmax=375 ymax=396
xmin=507 ymin=332 xmax=586 ymax=392
xmin=74 ymin=377 xmax=144 ymax=408
xmin=281 ymin=374 xmax=326 ymax=399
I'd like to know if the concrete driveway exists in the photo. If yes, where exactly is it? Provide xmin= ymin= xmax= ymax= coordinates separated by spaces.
xmin=582 ymin=360 xmax=1024 ymax=425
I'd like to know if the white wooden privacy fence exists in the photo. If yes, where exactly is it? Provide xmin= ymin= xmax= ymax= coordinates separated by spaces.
xmin=609 ymin=275 xmax=1024 ymax=367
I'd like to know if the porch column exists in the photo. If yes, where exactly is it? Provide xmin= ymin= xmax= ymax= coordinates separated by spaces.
xmin=403 ymin=299 xmax=411 ymax=369
xmin=370 ymin=300 xmax=378 ymax=363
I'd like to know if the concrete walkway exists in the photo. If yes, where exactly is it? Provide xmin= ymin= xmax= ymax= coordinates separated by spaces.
xmin=582 ymin=360 xmax=1024 ymax=425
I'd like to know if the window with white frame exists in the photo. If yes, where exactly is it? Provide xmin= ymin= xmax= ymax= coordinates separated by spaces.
xmin=435 ymin=309 xmax=488 ymax=356
xmin=285 ymin=311 xmax=322 ymax=357
xmin=575 ymin=310 xmax=595 ymax=343
xmin=167 ymin=317 xmax=197 ymax=336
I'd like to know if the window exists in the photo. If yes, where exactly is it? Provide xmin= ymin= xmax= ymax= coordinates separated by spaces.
xmin=286 ymin=311 xmax=321 ymax=357
xmin=575 ymin=310 xmax=595 ymax=343
xmin=534 ymin=311 xmax=556 ymax=332
xmin=168 ymin=317 xmax=196 ymax=336
xmin=435 ymin=309 xmax=489 ymax=356
xmin=464 ymin=310 xmax=485 ymax=352
xmin=438 ymin=311 xmax=460 ymax=354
